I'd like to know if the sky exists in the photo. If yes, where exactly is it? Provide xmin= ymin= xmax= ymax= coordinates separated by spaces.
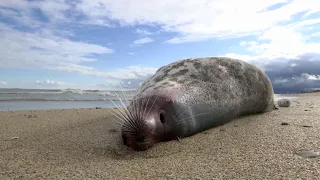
xmin=0 ymin=0 xmax=319 ymax=93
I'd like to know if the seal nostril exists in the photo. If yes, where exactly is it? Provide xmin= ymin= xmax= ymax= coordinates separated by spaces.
xmin=122 ymin=135 xmax=127 ymax=145
xmin=136 ymin=137 xmax=145 ymax=143
xmin=160 ymin=112 xmax=165 ymax=123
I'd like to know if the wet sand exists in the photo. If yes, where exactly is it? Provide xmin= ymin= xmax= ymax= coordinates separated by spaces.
xmin=1 ymin=93 xmax=320 ymax=179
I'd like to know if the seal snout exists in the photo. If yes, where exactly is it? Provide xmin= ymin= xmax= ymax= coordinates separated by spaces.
xmin=121 ymin=117 xmax=157 ymax=151
xmin=120 ymin=94 xmax=174 ymax=151
xmin=121 ymin=133 xmax=154 ymax=151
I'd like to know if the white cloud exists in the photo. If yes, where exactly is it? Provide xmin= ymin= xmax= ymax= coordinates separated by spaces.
xmin=69 ymin=0 xmax=320 ymax=42
xmin=80 ymin=19 xmax=112 ymax=27
xmin=224 ymin=23 xmax=320 ymax=65
xmin=128 ymin=52 xmax=136 ymax=55
xmin=95 ymin=66 xmax=157 ymax=79
xmin=0 ymin=23 xmax=112 ymax=69
xmin=132 ymin=37 xmax=154 ymax=45
xmin=310 ymin=32 xmax=320 ymax=37
xmin=96 ymin=77 xmax=147 ymax=90
xmin=0 ymin=22 xmax=156 ymax=81
xmin=2 ymin=0 xmax=319 ymax=42
xmin=49 ymin=63 xmax=157 ymax=80
xmin=304 ymin=74 xmax=320 ymax=81
xmin=36 ymin=79 xmax=75 ymax=86
xmin=0 ymin=81 xmax=8 ymax=85
xmin=136 ymin=28 xmax=152 ymax=35
xmin=0 ymin=0 xmax=71 ymax=28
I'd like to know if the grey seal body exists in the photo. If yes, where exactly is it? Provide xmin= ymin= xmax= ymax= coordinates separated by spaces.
xmin=121 ymin=57 xmax=275 ymax=151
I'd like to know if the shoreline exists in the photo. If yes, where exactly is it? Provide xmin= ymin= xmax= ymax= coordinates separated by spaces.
xmin=0 ymin=93 xmax=307 ymax=112
xmin=0 ymin=100 xmax=130 ymax=112
xmin=1 ymin=93 xmax=320 ymax=179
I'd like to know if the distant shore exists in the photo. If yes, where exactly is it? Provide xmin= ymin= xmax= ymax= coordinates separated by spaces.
xmin=0 ymin=93 xmax=302 ymax=112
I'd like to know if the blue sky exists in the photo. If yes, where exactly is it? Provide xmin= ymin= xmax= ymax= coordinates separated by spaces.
xmin=0 ymin=0 xmax=319 ymax=91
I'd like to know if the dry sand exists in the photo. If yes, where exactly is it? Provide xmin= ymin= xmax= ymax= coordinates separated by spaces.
xmin=1 ymin=93 xmax=320 ymax=180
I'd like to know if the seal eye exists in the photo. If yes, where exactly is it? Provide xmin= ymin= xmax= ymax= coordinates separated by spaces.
xmin=159 ymin=109 xmax=166 ymax=123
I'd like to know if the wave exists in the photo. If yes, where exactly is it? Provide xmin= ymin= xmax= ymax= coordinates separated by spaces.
xmin=0 ymin=90 xmax=118 ymax=95
xmin=0 ymin=91 xmax=64 ymax=95
xmin=0 ymin=88 xmax=136 ymax=95
xmin=0 ymin=97 xmax=132 ymax=101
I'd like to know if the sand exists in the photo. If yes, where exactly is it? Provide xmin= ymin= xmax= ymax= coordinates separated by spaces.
xmin=1 ymin=93 xmax=320 ymax=180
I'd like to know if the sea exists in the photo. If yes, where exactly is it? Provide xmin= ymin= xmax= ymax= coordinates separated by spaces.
xmin=0 ymin=88 xmax=136 ymax=112
xmin=0 ymin=88 xmax=298 ymax=112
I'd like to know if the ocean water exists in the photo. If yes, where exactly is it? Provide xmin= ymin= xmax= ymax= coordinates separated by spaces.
xmin=0 ymin=88 xmax=298 ymax=112
xmin=0 ymin=88 xmax=136 ymax=112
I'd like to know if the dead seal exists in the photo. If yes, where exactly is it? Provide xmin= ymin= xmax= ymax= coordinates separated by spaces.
xmin=120 ymin=57 xmax=275 ymax=151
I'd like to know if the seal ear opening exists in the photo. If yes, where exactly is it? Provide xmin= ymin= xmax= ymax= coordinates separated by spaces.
xmin=159 ymin=109 xmax=166 ymax=123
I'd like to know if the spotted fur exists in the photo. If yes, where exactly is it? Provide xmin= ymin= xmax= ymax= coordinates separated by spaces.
xmin=123 ymin=57 xmax=275 ymax=151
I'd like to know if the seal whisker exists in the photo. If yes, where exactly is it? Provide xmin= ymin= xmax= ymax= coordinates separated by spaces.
xmin=142 ymin=93 xmax=152 ymax=122
xmin=175 ymin=112 xmax=209 ymax=124
xmin=119 ymin=84 xmax=131 ymax=106
xmin=109 ymin=110 xmax=134 ymax=130
xmin=107 ymin=96 xmax=126 ymax=116
xmin=107 ymin=98 xmax=129 ymax=122
xmin=107 ymin=108 xmax=126 ymax=125
xmin=129 ymin=98 xmax=143 ymax=129
xmin=173 ymin=104 xmax=190 ymax=121
xmin=111 ymin=94 xmax=140 ymax=131
xmin=106 ymin=107 xmax=126 ymax=124
xmin=122 ymin=111 xmax=140 ymax=132
xmin=100 ymin=101 xmax=132 ymax=130
xmin=129 ymin=97 xmax=138 ymax=123
xmin=133 ymin=90 xmax=149 ymax=122
xmin=106 ymin=99 xmax=139 ymax=133
xmin=117 ymin=84 xmax=142 ymax=130
xmin=114 ymin=92 xmax=131 ymax=116
xmin=145 ymin=93 xmax=160 ymax=118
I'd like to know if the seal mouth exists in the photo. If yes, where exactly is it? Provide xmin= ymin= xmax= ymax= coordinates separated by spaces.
xmin=122 ymin=134 xmax=154 ymax=151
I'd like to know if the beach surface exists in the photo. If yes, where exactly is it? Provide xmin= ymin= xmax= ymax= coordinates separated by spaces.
xmin=1 ymin=93 xmax=320 ymax=179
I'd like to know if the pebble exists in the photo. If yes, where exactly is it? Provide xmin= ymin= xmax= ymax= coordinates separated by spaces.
xmin=278 ymin=98 xmax=291 ymax=107
xmin=296 ymin=151 xmax=320 ymax=158
xmin=27 ymin=114 xmax=37 ymax=118
xmin=10 ymin=137 xmax=19 ymax=140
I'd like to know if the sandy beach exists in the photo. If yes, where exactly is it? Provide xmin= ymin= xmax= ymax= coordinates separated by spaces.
xmin=1 ymin=93 xmax=319 ymax=179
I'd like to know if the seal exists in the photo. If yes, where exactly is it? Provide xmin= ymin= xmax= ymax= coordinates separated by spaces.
xmin=120 ymin=57 xmax=275 ymax=151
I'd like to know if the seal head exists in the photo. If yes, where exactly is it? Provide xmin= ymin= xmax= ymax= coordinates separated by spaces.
xmin=121 ymin=93 xmax=176 ymax=151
